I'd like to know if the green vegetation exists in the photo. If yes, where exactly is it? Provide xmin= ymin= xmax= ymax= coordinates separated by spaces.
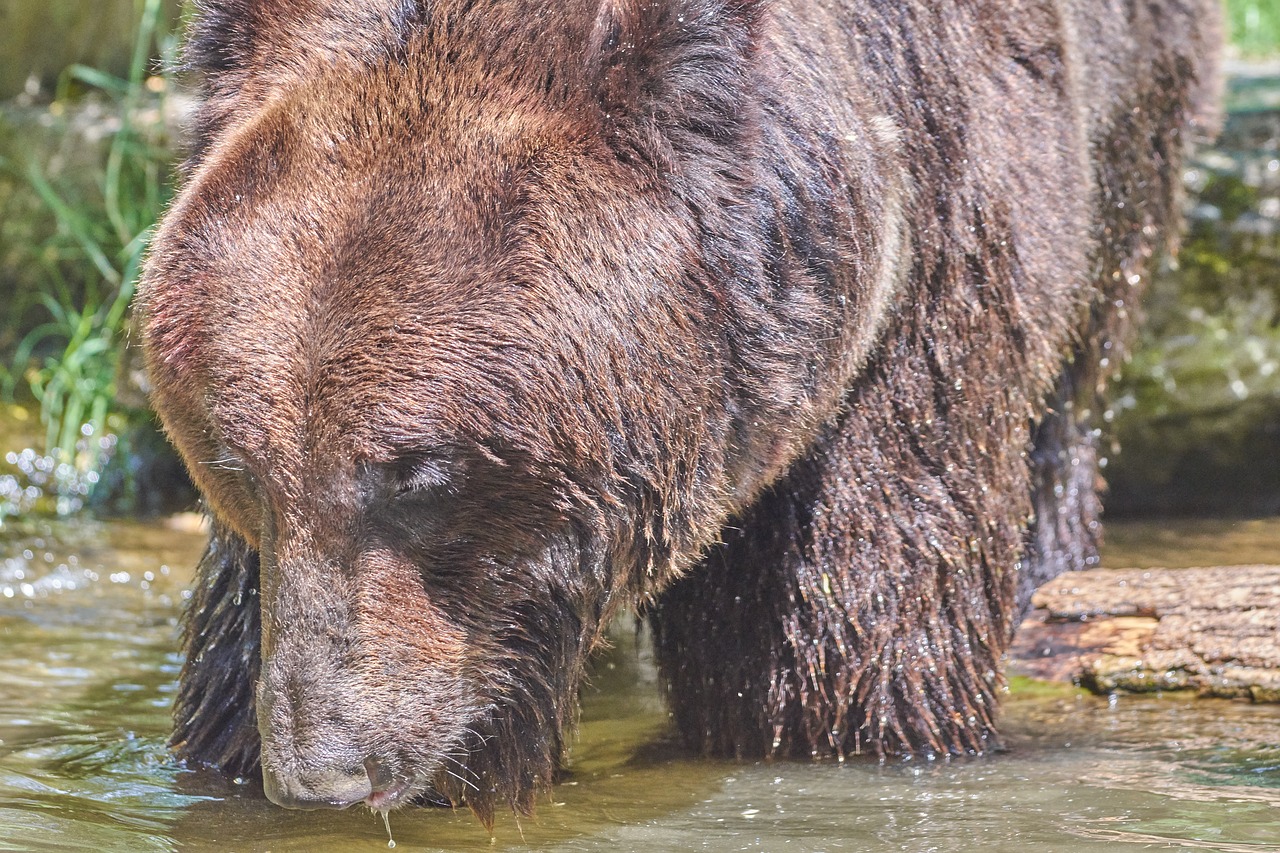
xmin=1228 ymin=0 xmax=1280 ymax=57
xmin=1005 ymin=676 xmax=1087 ymax=699
xmin=0 ymin=0 xmax=176 ymax=517
xmin=1107 ymin=132 xmax=1280 ymax=514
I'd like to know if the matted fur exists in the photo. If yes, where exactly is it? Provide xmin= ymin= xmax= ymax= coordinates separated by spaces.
xmin=139 ymin=0 xmax=1219 ymax=821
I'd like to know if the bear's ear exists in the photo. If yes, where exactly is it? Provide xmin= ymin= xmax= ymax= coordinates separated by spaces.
xmin=181 ymin=0 xmax=420 ymax=159
xmin=589 ymin=0 xmax=767 ymax=165
xmin=184 ymin=0 xmax=419 ymax=79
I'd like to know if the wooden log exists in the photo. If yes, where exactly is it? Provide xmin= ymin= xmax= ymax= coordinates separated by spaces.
xmin=1009 ymin=565 xmax=1280 ymax=701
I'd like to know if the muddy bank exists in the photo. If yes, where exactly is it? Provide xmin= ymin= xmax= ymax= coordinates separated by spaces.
xmin=1012 ymin=564 xmax=1280 ymax=701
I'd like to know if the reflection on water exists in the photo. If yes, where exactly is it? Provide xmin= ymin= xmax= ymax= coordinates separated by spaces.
xmin=1102 ymin=516 xmax=1280 ymax=569
xmin=0 ymin=517 xmax=1278 ymax=852
xmin=0 ymin=517 xmax=202 ymax=853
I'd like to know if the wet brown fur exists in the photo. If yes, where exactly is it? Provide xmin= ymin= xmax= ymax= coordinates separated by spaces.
xmin=139 ymin=0 xmax=1220 ymax=822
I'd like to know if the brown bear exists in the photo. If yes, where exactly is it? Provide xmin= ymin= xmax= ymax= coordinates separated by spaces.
xmin=138 ymin=0 xmax=1220 ymax=823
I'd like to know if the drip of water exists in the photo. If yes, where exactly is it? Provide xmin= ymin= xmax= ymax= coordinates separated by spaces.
xmin=381 ymin=810 xmax=395 ymax=849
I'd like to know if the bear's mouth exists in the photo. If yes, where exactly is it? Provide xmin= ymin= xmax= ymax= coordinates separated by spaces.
xmin=363 ymin=774 xmax=413 ymax=811
xmin=361 ymin=756 xmax=416 ymax=811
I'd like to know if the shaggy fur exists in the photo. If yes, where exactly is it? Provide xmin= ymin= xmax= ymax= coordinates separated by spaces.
xmin=139 ymin=0 xmax=1219 ymax=821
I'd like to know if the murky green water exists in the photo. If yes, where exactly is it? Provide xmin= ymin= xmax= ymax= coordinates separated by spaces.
xmin=1 ymin=516 xmax=1278 ymax=852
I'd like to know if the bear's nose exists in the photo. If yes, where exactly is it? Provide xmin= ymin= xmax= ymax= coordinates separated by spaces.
xmin=262 ymin=762 xmax=374 ymax=810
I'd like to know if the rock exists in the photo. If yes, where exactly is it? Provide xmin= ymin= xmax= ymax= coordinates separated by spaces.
xmin=1009 ymin=565 xmax=1280 ymax=701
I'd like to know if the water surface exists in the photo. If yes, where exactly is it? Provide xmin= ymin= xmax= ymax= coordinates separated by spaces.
xmin=0 ymin=516 xmax=1278 ymax=852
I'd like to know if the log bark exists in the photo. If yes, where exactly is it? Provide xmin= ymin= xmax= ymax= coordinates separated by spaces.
xmin=1009 ymin=565 xmax=1280 ymax=701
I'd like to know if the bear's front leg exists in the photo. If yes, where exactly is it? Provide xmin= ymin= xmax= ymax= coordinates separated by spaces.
xmin=651 ymin=338 xmax=1038 ymax=759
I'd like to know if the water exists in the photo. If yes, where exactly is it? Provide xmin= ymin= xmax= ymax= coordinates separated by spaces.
xmin=0 ymin=516 xmax=1278 ymax=852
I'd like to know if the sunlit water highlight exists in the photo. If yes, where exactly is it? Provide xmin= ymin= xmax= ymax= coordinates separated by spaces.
xmin=0 ymin=516 xmax=1278 ymax=852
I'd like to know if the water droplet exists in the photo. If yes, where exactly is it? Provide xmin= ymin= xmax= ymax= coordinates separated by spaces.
xmin=381 ymin=811 xmax=396 ymax=848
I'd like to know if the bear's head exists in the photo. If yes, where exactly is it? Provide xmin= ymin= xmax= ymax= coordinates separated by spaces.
xmin=140 ymin=0 xmax=767 ymax=820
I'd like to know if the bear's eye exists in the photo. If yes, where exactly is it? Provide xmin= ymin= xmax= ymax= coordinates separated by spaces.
xmin=391 ymin=453 xmax=453 ymax=498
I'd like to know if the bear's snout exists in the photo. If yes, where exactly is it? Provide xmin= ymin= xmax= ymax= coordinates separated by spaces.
xmin=253 ymin=543 xmax=476 ymax=811
xmin=255 ymin=643 xmax=377 ymax=810
xmin=261 ymin=760 xmax=374 ymax=810
xmin=256 ymin=652 xmax=425 ymax=811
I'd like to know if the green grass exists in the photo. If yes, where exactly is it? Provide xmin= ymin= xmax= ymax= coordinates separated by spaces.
xmin=1 ymin=0 xmax=174 ymax=498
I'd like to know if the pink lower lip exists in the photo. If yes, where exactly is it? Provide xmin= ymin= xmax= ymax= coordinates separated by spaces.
xmin=365 ymin=778 xmax=412 ymax=811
